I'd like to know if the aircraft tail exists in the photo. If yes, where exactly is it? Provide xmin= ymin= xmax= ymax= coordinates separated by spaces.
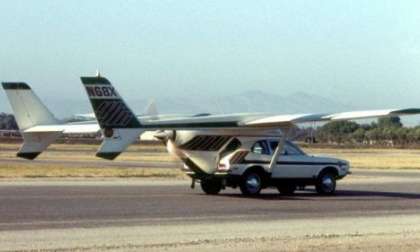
xmin=2 ymin=82 xmax=61 ymax=159
xmin=80 ymin=75 xmax=144 ymax=160
xmin=143 ymin=99 xmax=158 ymax=119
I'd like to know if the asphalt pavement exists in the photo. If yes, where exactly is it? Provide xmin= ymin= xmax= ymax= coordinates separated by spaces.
xmin=0 ymin=169 xmax=419 ymax=231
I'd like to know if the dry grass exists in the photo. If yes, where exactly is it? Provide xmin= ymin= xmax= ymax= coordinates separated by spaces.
xmin=1 ymin=142 xmax=420 ymax=178
xmin=303 ymin=148 xmax=420 ymax=170
xmin=0 ymin=163 xmax=184 ymax=178
xmin=0 ymin=143 xmax=176 ymax=162
xmin=0 ymin=142 xmax=183 ymax=178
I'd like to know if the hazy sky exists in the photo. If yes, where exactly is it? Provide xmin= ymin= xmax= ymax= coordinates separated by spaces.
xmin=1 ymin=0 xmax=420 ymax=113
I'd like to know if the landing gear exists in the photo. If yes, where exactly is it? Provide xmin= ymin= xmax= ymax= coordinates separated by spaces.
xmin=200 ymin=179 xmax=222 ymax=195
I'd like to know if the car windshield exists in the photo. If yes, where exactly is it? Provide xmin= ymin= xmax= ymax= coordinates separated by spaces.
xmin=270 ymin=140 xmax=305 ymax=156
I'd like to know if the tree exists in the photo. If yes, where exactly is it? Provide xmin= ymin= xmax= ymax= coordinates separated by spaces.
xmin=317 ymin=121 xmax=359 ymax=144
xmin=0 ymin=113 xmax=18 ymax=130
xmin=378 ymin=116 xmax=402 ymax=129
xmin=351 ymin=128 xmax=366 ymax=143
xmin=365 ymin=128 xmax=382 ymax=144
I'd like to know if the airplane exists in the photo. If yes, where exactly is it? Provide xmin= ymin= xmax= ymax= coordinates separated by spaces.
xmin=3 ymin=74 xmax=420 ymax=195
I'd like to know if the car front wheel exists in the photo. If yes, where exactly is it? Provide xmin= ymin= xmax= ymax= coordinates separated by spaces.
xmin=316 ymin=173 xmax=336 ymax=195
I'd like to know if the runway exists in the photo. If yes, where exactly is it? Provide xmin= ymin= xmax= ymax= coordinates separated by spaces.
xmin=1 ymin=169 xmax=420 ymax=251
xmin=1 ymin=169 xmax=420 ymax=230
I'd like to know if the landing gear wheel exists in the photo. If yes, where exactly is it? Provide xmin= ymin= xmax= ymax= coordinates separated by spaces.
xmin=277 ymin=184 xmax=296 ymax=195
xmin=200 ymin=179 xmax=222 ymax=195
xmin=316 ymin=173 xmax=336 ymax=195
xmin=240 ymin=172 xmax=263 ymax=196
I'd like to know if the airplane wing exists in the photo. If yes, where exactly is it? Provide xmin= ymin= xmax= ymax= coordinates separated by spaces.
xmin=136 ymin=108 xmax=420 ymax=129
xmin=242 ymin=109 xmax=420 ymax=127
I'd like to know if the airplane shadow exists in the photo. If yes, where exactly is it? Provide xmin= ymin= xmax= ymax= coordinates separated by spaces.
xmin=215 ymin=189 xmax=420 ymax=201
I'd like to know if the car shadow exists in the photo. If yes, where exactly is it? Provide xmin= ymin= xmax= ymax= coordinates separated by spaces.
xmin=331 ymin=189 xmax=420 ymax=199
xmin=215 ymin=189 xmax=420 ymax=200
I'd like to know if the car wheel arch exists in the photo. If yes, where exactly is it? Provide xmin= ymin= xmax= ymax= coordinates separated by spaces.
xmin=317 ymin=166 xmax=339 ymax=178
xmin=244 ymin=166 xmax=270 ymax=183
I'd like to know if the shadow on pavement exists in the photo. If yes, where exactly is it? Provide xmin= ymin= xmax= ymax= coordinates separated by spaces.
xmin=215 ymin=189 xmax=420 ymax=200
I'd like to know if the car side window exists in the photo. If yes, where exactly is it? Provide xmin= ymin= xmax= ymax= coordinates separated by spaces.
xmin=269 ymin=141 xmax=278 ymax=152
xmin=269 ymin=141 xmax=303 ymax=155
xmin=251 ymin=140 xmax=270 ymax=155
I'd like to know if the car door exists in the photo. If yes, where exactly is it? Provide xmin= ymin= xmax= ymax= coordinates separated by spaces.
xmin=271 ymin=141 xmax=318 ymax=178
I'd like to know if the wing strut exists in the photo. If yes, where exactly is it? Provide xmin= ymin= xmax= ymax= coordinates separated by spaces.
xmin=268 ymin=127 xmax=290 ymax=172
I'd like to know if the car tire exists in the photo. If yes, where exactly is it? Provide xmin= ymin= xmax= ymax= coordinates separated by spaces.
xmin=200 ymin=179 xmax=222 ymax=195
xmin=240 ymin=171 xmax=263 ymax=196
xmin=277 ymin=184 xmax=296 ymax=195
xmin=316 ymin=172 xmax=336 ymax=195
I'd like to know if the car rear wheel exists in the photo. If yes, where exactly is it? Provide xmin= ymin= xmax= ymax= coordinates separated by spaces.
xmin=240 ymin=172 xmax=263 ymax=196
xmin=200 ymin=179 xmax=222 ymax=195
xmin=316 ymin=173 xmax=336 ymax=195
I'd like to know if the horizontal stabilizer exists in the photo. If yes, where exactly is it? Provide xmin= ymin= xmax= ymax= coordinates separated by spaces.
xmin=17 ymin=131 xmax=62 ymax=160
xmin=96 ymin=128 xmax=144 ymax=160
xmin=24 ymin=124 xmax=100 ymax=134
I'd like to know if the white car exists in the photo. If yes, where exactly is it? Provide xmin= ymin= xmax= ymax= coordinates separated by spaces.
xmin=199 ymin=138 xmax=350 ymax=196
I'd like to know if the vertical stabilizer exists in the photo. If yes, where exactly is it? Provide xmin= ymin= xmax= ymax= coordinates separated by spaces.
xmin=80 ymin=75 xmax=143 ymax=160
xmin=2 ymin=82 xmax=61 ymax=159
xmin=143 ymin=99 xmax=158 ymax=119
xmin=2 ymin=82 xmax=58 ymax=130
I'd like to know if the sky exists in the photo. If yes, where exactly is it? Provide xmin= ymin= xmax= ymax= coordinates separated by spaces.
xmin=1 ymin=0 xmax=420 ymax=115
